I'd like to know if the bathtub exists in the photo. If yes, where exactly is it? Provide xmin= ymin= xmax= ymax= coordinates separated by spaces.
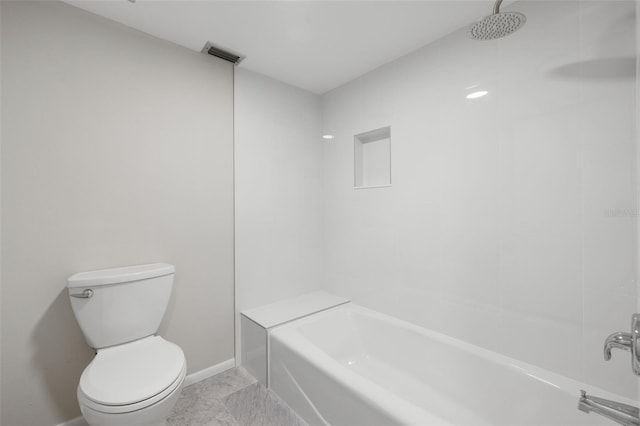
xmin=269 ymin=303 xmax=635 ymax=426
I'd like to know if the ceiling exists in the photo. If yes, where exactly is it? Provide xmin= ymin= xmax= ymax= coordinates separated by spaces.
xmin=63 ymin=0 xmax=501 ymax=94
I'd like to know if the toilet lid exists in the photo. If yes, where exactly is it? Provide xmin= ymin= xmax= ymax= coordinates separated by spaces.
xmin=79 ymin=336 xmax=185 ymax=406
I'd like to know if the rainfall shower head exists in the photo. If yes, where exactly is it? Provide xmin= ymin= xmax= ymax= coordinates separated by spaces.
xmin=468 ymin=0 xmax=526 ymax=41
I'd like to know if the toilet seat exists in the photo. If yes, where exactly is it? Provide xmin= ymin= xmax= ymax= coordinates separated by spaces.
xmin=78 ymin=335 xmax=186 ymax=414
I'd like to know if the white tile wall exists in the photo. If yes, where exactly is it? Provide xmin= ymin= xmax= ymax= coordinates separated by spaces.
xmin=234 ymin=69 xmax=324 ymax=362
xmin=321 ymin=0 xmax=637 ymax=399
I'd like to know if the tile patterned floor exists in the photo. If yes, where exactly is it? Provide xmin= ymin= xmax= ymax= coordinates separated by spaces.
xmin=167 ymin=367 xmax=308 ymax=426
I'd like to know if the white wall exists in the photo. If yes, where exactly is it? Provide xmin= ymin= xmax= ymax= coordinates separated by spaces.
xmin=322 ymin=0 xmax=637 ymax=398
xmin=1 ymin=2 xmax=234 ymax=424
xmin=234 ymin=69 xmax=323 ymax=360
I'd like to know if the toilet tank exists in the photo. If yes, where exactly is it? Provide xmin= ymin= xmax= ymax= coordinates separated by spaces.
xmin=67 ymin=263 xmax=175 ymax=349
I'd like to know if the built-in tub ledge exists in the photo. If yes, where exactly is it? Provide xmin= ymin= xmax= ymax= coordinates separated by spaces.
xmin=240 ymin=291 xmax=349 ymax=386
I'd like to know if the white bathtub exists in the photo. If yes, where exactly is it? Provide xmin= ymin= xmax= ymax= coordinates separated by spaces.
xmin=269 ymin=303 xmax=636 ymax=426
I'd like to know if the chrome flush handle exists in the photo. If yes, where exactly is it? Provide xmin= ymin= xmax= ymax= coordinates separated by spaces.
xmin=70 ymin=289 xmax=93 ymax=299
xmin=604 ymin=314 xmax=640 ymax=376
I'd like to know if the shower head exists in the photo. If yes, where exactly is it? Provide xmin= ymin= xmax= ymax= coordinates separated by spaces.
xmin=468 ymin=0 xmax=526 ymax=41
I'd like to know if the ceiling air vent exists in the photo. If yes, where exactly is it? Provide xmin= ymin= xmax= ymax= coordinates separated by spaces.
xmin=201 ymin=42 xmax=245 ymax=65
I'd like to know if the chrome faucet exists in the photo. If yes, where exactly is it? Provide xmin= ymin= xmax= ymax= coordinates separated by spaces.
xmin=580 ymin=314 xmax=640 ymax=425
xmin=605 ymin=332 xmax=633 ymax=360
xmin=578 ymin=390 xmax=639 ymax=426
xmin=603 ymin=314 xmax=640 ymax=376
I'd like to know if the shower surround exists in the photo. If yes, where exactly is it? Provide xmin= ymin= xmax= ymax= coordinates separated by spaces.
xmin=234 ymin=0 xmax=638 ymax=420
xmin=321 ymin=0 xmax=637 ymax=400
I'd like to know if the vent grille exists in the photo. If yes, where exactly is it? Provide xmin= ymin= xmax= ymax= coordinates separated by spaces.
xmin=201 ymin=42 xmax=245 ymax=65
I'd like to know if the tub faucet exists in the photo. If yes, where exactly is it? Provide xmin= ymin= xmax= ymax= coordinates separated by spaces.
xmin=578 ymin=390 xmax=639 ymax=426
xmin=603 ymin=314 xmax=640 ymax=376
xmin=604 ymin=332 xmax=633 ymax=360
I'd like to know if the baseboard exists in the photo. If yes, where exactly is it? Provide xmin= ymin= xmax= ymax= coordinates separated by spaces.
xmin=56 ymin=358 xmax=235 ymax=426
xmin=56 ymin=416 xmax=88 ymax=426
xmin=183 ymin=357 xmax=235 ymax=387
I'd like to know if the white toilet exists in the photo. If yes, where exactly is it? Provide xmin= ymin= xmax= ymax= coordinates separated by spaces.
xmin=67 ymin=263 xmax=187 ymax=426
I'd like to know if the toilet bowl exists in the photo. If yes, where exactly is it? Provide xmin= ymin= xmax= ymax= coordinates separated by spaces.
xmin=67 ymin=263 xmax=186 ymax=426
xmin=77 ymin=336 xmax=186 ymax=426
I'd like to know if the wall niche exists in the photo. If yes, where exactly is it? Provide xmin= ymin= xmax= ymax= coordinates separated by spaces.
xmin=354 ymin=126 xmax=391 ymax=188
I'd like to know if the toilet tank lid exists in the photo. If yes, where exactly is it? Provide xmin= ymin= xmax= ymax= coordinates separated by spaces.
xmin=67 ymin=263 xmax=174 ymax=288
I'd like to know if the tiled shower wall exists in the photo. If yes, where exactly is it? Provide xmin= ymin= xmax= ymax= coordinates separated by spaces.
xmin=322 ymin=0 xmax=637 ymax=398
xmin=234 ymin=69 xmax=324 ymax=362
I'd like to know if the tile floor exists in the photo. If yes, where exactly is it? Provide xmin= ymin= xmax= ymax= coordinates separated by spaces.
xmin=167 ymin=367 xmax=308 ymax=426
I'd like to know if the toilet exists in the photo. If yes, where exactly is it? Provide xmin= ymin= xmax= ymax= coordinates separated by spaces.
xmin=67 ymin=263 xmax=187 ymax=426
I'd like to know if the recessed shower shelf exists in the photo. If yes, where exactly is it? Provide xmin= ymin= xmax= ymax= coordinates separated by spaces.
xmin=354 ymin=126 xmax=391 ymax=189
